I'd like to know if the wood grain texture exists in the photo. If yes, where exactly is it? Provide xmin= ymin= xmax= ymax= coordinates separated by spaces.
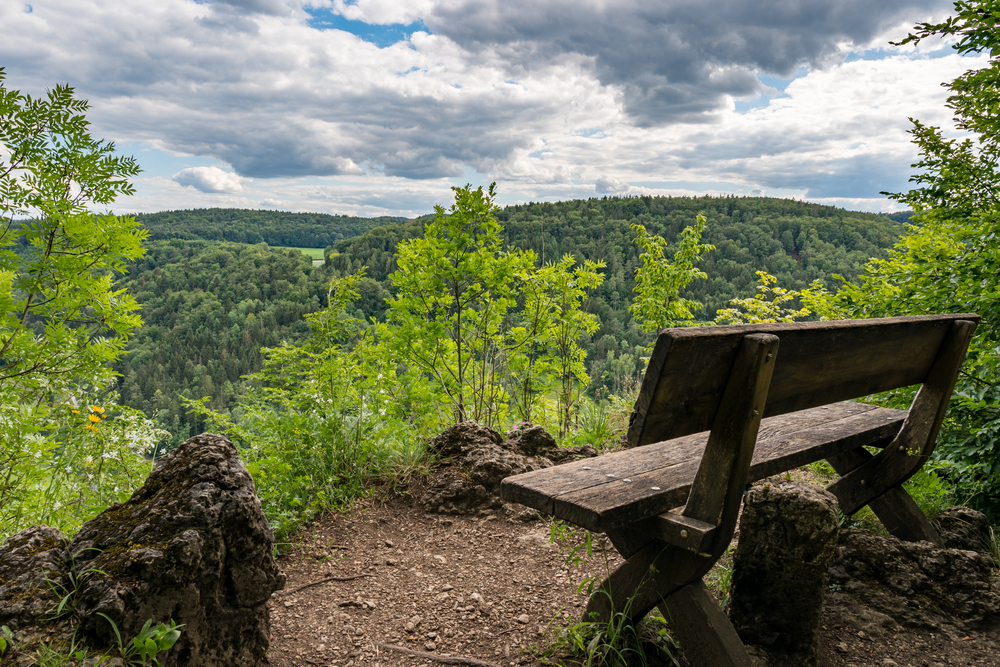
xmin=683 ymin=334 xmax=778 ymax=551
xmin=649 ymin=512 xmax=717 ymax=553
xmin=662 ymin=583 xmax=752 ymax=667
xmin=627 ymin=314 xmax=979 ymax=448
xmin=500 ymin=402 xmax=906 ymax=532
xmin=828 ymin=319 xmax=977 ymax=515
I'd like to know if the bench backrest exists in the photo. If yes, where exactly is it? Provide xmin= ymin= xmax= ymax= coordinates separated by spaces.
xmin=628 ymin=313 xmax=981 ymax=447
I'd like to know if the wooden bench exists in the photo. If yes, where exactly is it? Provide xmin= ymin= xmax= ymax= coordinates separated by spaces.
xmin=500 ymin=313 xmax=978 ymax=667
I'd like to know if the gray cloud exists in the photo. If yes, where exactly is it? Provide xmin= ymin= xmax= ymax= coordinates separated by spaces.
xmin=0 ymin=0 xmax=958 ymax=207
xmin=213 ymin=0 xmax=293 ymax=15
xmin=422 ymin=0 xmax=945 ymax=125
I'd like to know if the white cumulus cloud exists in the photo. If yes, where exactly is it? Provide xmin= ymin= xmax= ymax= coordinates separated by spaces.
xmin=595 ymin=176 xmax=633 ymax=195
xmin=172 ymin=166 xmax=248 ymax=193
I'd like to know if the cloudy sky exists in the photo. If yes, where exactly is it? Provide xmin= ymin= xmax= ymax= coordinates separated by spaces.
xmin=0 ymin=0 xmax=981 ymax=217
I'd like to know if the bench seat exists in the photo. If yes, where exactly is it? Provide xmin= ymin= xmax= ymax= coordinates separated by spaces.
xmin=501 ymin=401 xmax=906 ymax=533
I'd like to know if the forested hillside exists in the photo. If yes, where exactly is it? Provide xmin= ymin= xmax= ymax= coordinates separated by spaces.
xmin=122 ymin=195 xmax=902 ymax=443
xmin=135 ymin=208 xmax=406 ymax=247
xmin=330 ymin=195 xmax=903 ymax=393
xmin=116 ymin=240 xmax=333 ymax=442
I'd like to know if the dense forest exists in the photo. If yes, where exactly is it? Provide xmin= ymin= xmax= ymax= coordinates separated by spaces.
xmin=134 ymin=208 xmax=407 ymax=247
xmin=118 ymin=197 xmax=904 ymax=443
xmin=116 ymin=241 xmax=333 ymax=441
xmin=330 ymin=195 xmax=903 ymax=394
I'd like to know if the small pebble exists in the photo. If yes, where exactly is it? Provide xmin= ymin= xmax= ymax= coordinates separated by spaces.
xmin=516 ymin=614 xmax=530 ymax=624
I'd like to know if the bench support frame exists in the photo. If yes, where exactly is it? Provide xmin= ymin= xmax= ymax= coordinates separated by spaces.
xmin=581 ymin=319 xmax=976 ymax=666
xmin=585 ymin=334 xmax=777 ymax=643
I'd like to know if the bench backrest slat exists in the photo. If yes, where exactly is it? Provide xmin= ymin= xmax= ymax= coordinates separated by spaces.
xmin=628 ymin=313 xmax=980 ymax=447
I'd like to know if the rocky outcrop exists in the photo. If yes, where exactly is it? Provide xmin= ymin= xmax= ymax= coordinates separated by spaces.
xmin=827 ymin=517 xmax=1000 ymax=638
xmin=936 ymin=505 xmax=993 ymax=552
xmin=0 ymin=433 xmax=285 ymax=667
xmin=729 ymin=482 xmax=841 ymax=666
xmin=422 ymin=421 xmax=597 ymax=515
xmin=0 ymin=526 xmax=71 ymax=632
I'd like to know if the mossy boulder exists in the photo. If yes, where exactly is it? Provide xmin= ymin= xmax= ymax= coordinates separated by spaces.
xmin=65 ymin=433 xmax=285 ymax=666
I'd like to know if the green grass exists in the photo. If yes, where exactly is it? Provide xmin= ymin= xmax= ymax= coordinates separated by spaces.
xmin=277 ymin=246 xmax=325 ymax=261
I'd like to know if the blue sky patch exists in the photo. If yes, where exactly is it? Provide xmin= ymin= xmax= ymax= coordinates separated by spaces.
xmin=305 ymin=8 xmax=427 ymax=47
xmin=734 ymin=68 xmax=808 ymax=114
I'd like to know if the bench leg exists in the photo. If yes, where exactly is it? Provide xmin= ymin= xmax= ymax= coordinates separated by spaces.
xmin=586 ymin=544 xmax=750 ymax=667
xmin=827 ymin=449 xmax=943 ymax=547
xmin=660 ymin=581 xmax=751 ymax=667
xmin=584 ymin=538 xmax=712 ymax=625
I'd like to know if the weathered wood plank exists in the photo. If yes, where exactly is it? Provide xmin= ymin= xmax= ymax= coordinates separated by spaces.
xmin=828 ymin=319 xmax=977 ymax=514
xmin=500 ymin=402 xmax=906 ymax=532
xmin=662 ymin=583 xmax=752 ymax=667
xmin=649 ymin=511 xmax=717 ymax=553
xmin=627 ymin=314 xmax=979 ymax=447
xmin=584 ymin=534 xmax=714 ymax=625
xmin=683 ymin=334 xmax=778 ymax=552
xmin=500 ymin=402 xmax=877 ymax=517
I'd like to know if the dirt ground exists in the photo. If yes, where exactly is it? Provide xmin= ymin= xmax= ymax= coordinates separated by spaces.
xmin=266 ymin=481 xmax=1000 ymax=667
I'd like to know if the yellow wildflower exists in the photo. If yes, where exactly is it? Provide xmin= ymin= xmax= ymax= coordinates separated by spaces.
xmin=91 ymin=405 xmax=105 ymax=414
xmin=88 ymin=414 xmax=102 ymax=423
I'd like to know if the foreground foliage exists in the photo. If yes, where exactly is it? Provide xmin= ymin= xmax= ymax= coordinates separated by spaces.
xmin=0 ymin=70 xmax=164 ymax=538
xmin=186 ymin=271 xmax=427 ymax=541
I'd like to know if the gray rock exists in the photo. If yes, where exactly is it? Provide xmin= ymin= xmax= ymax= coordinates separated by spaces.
xmin=936 ymin=506 xmax=993 ymax=554
xmin=729 ymin=482 xmax=840 ymax=666
xmin=421 ymin=471 xmax=503 ymax=516
xmin=427 ymin=421 xmax=504 ymax=459
xmin=0 ymin=525 xmax=71 ymax=632
xmin=506 ymin=424 xmax=557 ymax=456
xmin=826 ymin=526 xmax=1000 ymax=638
xmin=422 ymin=421 xmax=595 ymax=515
xmin=68 ymin=433 xmax=285 ymax=666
